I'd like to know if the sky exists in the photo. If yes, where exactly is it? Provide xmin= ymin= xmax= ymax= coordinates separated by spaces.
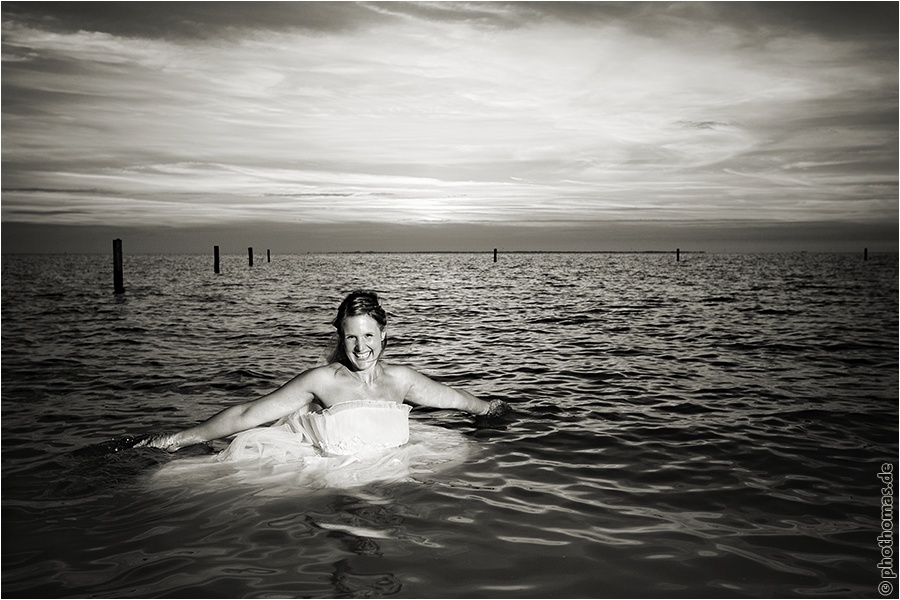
xmin=2 ymin=1 xmax=897 ymax=254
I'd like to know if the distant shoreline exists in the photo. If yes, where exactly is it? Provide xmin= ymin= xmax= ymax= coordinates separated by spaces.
xmin=7 ymin=249 xmax=898 ymax=256
xmin=339 ymin=250 xmax=707 ymax=255
xmin=3 ymin=249 xmax=715 ymax=256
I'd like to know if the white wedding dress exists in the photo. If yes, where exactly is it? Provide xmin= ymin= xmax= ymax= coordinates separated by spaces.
xmin=149 ymin=400 xmax=472 ymax=494
xmin=219 ymin=400 xmax=412 ymax=460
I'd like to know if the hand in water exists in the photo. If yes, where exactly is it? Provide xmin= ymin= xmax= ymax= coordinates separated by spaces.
xmin=482 ymin=399 xmax=511 ymax=418
xmin=134 ymin=433 xmax=181 ymax=452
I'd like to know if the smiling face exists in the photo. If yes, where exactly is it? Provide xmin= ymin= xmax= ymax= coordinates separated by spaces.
xmin=340 ymin=314 xmax=386 ymax=372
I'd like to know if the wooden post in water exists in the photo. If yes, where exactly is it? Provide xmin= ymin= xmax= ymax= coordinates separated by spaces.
xmin=248 ymin=247 xmax=254 ymax=267
xmin=214 ymin=245 xmax=220 ymax=274
xmin=112 ymin=238 xmax=125 ymax=294
xmin=864 ymin=248 xmax=868 ymax=261
xmin=493 ymin=248 xmax=498 ymax=263
xmin=676 ymin=248 xmax=681 ymax=262
xmin=267 ymin=249 xmax=271 ymax=263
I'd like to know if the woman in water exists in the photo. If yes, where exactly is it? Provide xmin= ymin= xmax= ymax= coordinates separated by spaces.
xmin=139 ymin=290 xmax=508 ymax=454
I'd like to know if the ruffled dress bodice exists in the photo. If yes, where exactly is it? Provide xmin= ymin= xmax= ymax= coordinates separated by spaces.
xmin=294 ymin=400 xmax=411 ymax=455
xmin=215 ymin=400 xmax=411 ymax=464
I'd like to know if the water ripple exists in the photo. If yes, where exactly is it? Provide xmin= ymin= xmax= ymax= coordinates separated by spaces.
xmin=1 ymin=252 xmax=896 ymax=598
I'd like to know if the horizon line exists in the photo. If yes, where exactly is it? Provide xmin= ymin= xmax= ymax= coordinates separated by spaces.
xmin=5 ymin=249 xmax=895 ymax=257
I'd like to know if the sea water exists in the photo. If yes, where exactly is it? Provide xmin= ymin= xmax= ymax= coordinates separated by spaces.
xmin=2 ymin=252 xmax=897 ymax=598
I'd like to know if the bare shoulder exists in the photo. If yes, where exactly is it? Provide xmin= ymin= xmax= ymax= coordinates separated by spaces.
xmin=381 ymin=362 xmax=423 ymax=382
xmin=313 ymin=363 xmax=342 ymax=378
xmin=281 ymin=364 xmax=338 ymax=390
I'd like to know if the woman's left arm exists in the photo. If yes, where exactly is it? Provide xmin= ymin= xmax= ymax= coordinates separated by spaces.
xmin=395 ymin=365 xmax=508 ymax=416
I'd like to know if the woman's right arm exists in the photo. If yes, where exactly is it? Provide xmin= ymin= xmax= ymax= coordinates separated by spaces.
xmin=139 ymin=369 xmax=321 ymax=452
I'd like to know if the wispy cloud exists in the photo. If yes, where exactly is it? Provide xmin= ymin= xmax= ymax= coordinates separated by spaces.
xmin=1 ymin=2 xmax=896 ymax=250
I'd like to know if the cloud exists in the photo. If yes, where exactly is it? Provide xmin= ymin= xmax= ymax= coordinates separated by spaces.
xmin=1 ymin=2 xmax=393 ymax=39
xmin=1 ymin=2 xmax=896 ymax=252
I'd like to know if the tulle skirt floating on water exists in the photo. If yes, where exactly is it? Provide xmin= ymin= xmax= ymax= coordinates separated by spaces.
xmin=148 ymin=403 xmax=474 ymax=495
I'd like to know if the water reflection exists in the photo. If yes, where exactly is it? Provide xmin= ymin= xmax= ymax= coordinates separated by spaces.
xmin=1 ymin=252 xmax=895 ymax=598
xmin=331 ymin=559 xmax=402 ymax=597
